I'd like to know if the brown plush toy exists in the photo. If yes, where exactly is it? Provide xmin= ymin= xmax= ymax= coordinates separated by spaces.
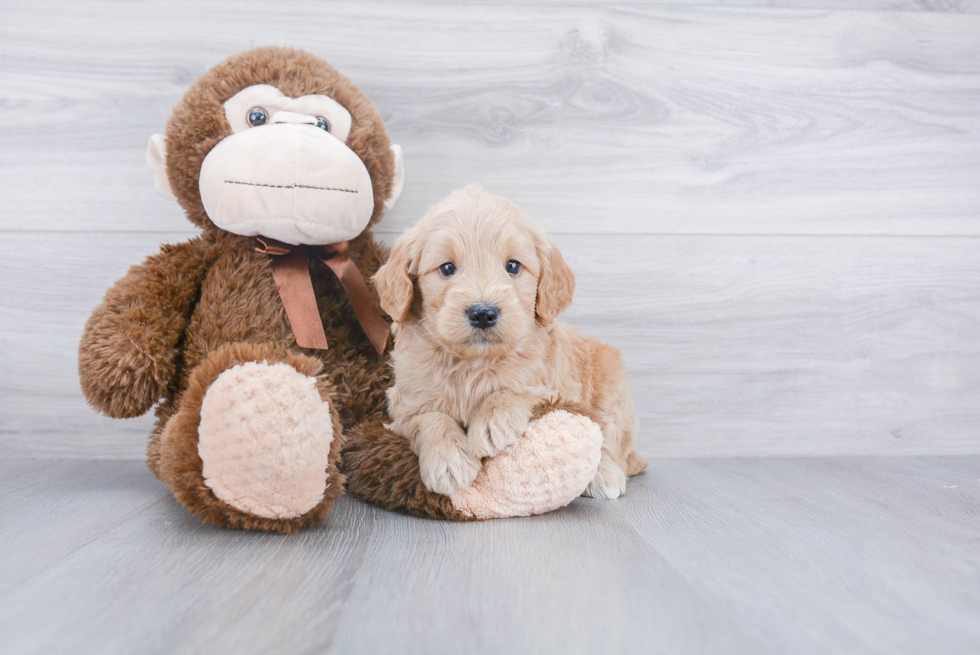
xmin=80 ymin=47 xmax=603 ymax=532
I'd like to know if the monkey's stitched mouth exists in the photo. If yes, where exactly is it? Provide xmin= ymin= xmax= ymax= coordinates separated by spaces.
xmin=224 ymin=180 xmax=358 ymax=194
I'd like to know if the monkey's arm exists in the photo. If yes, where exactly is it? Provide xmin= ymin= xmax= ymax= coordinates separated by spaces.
xmin=79 ymin=238 xmax=212 ymax=418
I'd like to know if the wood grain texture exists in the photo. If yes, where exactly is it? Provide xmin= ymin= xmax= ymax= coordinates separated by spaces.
xmin=3 ymin=231 xmax=978 ymax=458
xmin=683 ymin=0 xmax=980 ymax=9
xmin=0 ymin=460 xmax=170 ymax=590
xmin=1 ymin=2 xmax=979 ymax=236
xmin=1 ymin=1 xmax=979 ymax=459
xmin=1 ymin=457 xmax=978 ymax=654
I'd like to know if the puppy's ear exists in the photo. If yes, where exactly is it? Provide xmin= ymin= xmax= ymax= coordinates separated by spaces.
xmin=373 ymin=231 xmax=416 ymax=322
xmin=535 ymin=236 xmax=575 ymax=326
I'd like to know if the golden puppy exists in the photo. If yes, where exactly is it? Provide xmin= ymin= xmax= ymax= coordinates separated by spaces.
xmin=374 ymin=186 xmax=647 ymax=499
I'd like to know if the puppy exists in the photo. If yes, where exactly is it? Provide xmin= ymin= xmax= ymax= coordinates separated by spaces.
xmin=373 ymin=186 xmax=647 ymax=499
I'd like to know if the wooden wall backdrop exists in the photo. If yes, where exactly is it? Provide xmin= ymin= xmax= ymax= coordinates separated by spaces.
xmin=1 ymin=0 xmax=978 ymax=458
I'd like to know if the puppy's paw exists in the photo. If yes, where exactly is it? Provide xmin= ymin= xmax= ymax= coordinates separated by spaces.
xmin=468 ymin=401 xmax=531 ymax=459
xmin=583 ymin=457 xmax=628 ymax=499
xmin=417 ymin=438 xmax=482 ymax=497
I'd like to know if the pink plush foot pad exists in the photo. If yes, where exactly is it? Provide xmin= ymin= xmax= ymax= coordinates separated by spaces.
xmin=450 ymin=410 xmax=603 ymax=519
xmin=198 ymin=361 xmax=334 ymax=520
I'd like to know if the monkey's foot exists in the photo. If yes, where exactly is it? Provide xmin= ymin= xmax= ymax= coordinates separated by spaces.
xmin=198 ymin=361 xmax=334 ymax=520
xmin=450 ymin=410 xmax=602 ymax=519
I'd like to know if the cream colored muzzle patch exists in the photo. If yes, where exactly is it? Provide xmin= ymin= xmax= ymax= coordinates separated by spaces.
xmin=198 ymin=121 xmax=375 ymax=246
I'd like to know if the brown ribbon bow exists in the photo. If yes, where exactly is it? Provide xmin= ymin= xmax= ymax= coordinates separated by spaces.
xmin=255 ymin=236 xmax=388 ymax=356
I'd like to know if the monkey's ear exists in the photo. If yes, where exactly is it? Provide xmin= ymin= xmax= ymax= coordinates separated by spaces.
xmin=373 ymin=229 xmax=416 ymax=322
xmin=146 ymin=134 xmax=177 ymax=201
xmin=535 ymin=235 xmax=576 ymax=326
xmin=383 ymin=144 xmax=405 ymax=210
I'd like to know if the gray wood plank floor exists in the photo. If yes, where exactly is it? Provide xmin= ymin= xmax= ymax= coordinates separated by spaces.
xmin=1 ymin=457 xmax=978 ymax=655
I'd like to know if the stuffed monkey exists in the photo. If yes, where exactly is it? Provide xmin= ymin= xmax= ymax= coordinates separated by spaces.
xmin=79 ymin=48 xmax=602 ymax=532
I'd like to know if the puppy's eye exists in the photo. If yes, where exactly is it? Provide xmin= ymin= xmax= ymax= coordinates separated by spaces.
xmin=506 ymin=260 xmax=522 ymax=276
xmin=439 ymin=262 xmax=457 ymax=277
xmin=247 ymin=107 xmax=269 ymax=127
xmin=315 ymin=116 xmax=330 ymax=132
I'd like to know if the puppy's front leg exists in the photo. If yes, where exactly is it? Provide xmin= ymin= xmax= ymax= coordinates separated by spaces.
xmin=467 ymin=390 xmax=535 ymax=459
xmin=407 ymin=412 xmax=481 ymax=496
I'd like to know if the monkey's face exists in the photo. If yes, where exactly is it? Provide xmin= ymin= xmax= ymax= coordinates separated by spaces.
xmin=198 ymin=84 xmax=377 ymax=245
xmin=147 ymin=48 xmax=404 ymax=244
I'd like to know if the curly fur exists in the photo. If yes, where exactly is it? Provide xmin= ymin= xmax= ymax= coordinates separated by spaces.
xmin=375 ymin=187 xmax=647 ymax=501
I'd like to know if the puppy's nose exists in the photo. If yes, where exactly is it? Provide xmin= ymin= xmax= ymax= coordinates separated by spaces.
xmin=466 ymin=303 xmax=499 ymax=330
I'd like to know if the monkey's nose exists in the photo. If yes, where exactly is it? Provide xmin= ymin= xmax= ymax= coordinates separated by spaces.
xmin=270 ymin=110 xmax=318 ymax=126
xmin=466 ymin=303 xmax=499 ymax=330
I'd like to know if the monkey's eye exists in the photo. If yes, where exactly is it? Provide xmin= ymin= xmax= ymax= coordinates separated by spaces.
xmin=315 ymin=116 xmax=331 ymax=132
xmin=506 ymin=260 xmax=522 ymax=276
xmin=439 ymin=262 xmax=457 ymax=277
xmin=247 ymin=107 xmax=269 ymax=127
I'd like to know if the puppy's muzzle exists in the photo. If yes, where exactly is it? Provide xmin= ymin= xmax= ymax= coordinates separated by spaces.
xmin=466 ymin=303 xmax=499 ymax=330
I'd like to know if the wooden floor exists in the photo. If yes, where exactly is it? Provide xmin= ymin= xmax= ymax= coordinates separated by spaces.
xmin=1 ymin=457 xmax=978 ymax=654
